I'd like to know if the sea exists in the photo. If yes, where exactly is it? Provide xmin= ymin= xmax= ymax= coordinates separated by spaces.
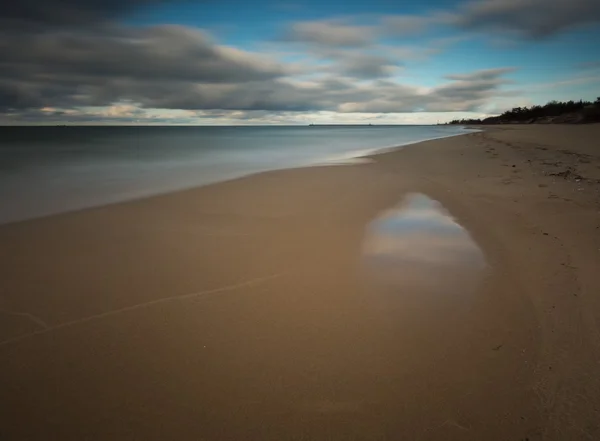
xmin=0 ymin=125 xmax=472 ymax=224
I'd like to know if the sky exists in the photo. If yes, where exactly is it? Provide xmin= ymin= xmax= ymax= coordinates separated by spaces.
xmin=1 ymin=0 xmax=599 ymax=125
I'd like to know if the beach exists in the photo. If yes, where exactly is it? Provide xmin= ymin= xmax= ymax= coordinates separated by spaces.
xmin=1 ymin=124 xmax=600 ymax=440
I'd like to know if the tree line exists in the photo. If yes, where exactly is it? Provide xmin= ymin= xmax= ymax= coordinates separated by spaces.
xmin=446 ymin=97 xmax=600 ymax=125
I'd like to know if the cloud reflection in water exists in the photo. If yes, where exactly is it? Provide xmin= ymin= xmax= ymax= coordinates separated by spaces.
xmin=363 ymin=193 xmax=486 ymax=299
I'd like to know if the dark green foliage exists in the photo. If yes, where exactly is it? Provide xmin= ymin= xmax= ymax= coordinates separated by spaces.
xmin=447 ymin=98 xmax=599 ymax=125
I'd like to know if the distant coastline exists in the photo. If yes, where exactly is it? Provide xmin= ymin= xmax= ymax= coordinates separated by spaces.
xmin=308 ymin=123 xmax=374 ymax=127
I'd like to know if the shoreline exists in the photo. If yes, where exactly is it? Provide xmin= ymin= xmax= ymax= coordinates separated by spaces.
xmin=1 ymin=124 xmax=599 ymax=440
xmin=0 ymin=127 xmax=475 ymax=227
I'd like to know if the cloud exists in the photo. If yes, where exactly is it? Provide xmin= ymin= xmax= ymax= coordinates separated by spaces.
xmin=1 ymin=0 xmax=177 ymax=29
xmin=453 ymin=0 xmax=600 ymax=38
xmin=382 ymin=15 xmax=429 ymax=35
xmin=283 ymin=20 xmax=376 ymax=47
xmin=576 ymin=60 xmax=600 ymax=70
xmin=0 ymin=0 xmax=519 ymax=122
xmin=286 ymin=35 xmax=460 ymax=81
xmin=526 ymin=75 xmax=600 ymax=91
xmin=336 ymin=53 xmax=400 ymax=79
xmin=445 ymin=67 xmax=516 ymax=81
xmin=1 ymin=53 xmax=515 ymax=117
xmin=429 ymin=68 xmax=515 ymax=111
xmin=0 ymin=25 xmax=285 ymax=84
xmin=161 ymin=76 xmax=484 ymax=114
xmin=306 ymin=47 xmax=402 ymax=79
xmin=4 ymin=106 xmax=202 ymax=125
xmin=345 ymin=0 xmax=600 ymax=41
xmin=336 ymin=67 xmax=515 ymax=113
xmin=0 ymin=24 xmax=288 ymax=111
xmin=278 ymin=18 xmax=467 ymax=80
xmin=382 ymin=13 xmax=452 ymax=36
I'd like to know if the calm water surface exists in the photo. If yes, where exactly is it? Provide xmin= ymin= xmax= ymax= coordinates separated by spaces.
xmin=0 ymin=126 xmax=471 ymax=224
xmin=363 ymin=193 xmax=486 ymax=301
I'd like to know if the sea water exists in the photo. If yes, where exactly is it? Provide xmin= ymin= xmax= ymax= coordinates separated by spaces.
xmin=0 ymin=125 xmax=471 ymax=224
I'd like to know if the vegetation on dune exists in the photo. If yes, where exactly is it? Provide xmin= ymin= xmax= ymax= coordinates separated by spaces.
xmin=447 ymin=97 xmax=600 ymax=125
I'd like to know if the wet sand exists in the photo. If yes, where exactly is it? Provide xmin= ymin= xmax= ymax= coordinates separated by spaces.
xmin=1 ymin=124 xmax=600 ymax=440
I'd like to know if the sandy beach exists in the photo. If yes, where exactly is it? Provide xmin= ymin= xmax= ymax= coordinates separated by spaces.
xmin=1 ymin=124 xmax=600 ymax=440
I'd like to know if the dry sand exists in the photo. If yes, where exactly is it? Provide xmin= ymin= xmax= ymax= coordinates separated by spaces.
xmin=1 ymin=124 xmax=599 ymax=440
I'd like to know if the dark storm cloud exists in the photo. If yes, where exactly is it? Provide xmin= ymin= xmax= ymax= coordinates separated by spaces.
xmin=1 ymin=0 xmax=174 ymax=28
xmin=454 ymin=0 xmax=600 ymax=38
xmin=0 ymin=24 xmax=289 ymax=111
xmin=0 ymin=25 xmax=285 ymax=84
xmin=0 ymin=82 xmax=44 ymax=110
xmin=0 ymin=0 xmax=291 ymax=113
